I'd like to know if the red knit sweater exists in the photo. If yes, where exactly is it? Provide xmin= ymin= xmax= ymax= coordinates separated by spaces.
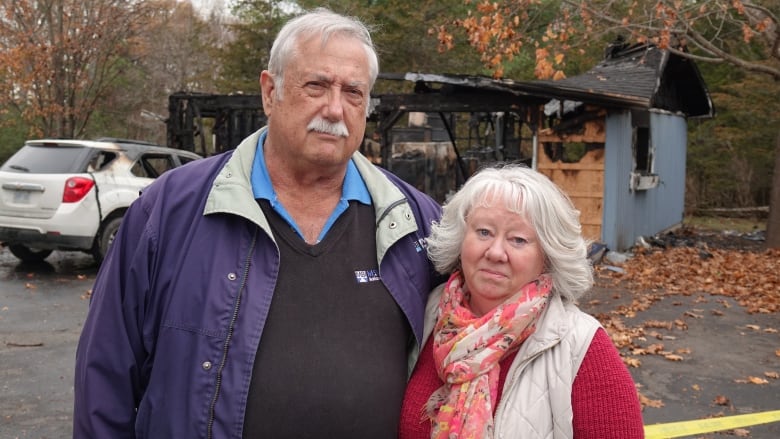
xmin=399 ymin=328 xmax=645 ymax=438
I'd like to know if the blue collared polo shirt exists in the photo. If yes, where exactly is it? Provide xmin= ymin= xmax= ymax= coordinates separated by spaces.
xmin=250 ymin=131 xmax=371 ymax=243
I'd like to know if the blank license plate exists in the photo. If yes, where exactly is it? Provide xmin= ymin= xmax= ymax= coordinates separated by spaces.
xmin=12 ymin=190 xmax=31 ymax=204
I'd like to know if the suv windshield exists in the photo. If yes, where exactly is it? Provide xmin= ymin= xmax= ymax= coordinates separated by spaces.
xmin=1 ymin=145 xmax=89 ymax=174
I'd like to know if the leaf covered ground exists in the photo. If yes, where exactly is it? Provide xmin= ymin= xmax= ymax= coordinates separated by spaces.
xmin=588 ymin=226 xmax=779 ymax=418
xmin=600 ymin=229 xmax=778 ymax=315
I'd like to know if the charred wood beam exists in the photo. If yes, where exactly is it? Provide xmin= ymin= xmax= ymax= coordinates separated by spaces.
xmin=372 ymin=91 xmax=546 ymax=114
xmin=551 ymin=109 xmax=606 ymax=134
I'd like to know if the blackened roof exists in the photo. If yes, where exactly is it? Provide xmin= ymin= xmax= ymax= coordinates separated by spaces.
xmin=379 ymin=44 xmax=713 ymax=118
xmin=524 ymin=44 xmax=714 ymax=117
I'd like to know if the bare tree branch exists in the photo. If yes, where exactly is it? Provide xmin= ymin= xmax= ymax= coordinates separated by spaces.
xmin=563 ymin=0 xmax=780 ymax=80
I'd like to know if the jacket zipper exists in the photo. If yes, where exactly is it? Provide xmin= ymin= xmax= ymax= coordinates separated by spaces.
xmin=206 ymin=227 xmax=258 ymax=439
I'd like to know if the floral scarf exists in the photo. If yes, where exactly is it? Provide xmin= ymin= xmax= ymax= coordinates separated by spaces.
xmin=425 ymin=270 xmax=552 ymax=439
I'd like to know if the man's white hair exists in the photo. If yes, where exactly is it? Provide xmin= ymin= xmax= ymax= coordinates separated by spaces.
xmin=267 ymin=7 xmax=379 ymax=117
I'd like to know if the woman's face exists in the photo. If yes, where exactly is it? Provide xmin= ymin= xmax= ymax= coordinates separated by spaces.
xmin=460 ymin=200 xmax=546 ymax=316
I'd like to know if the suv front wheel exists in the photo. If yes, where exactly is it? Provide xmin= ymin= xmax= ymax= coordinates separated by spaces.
xmin=93 ymin=216 xmax=123 ymax=264
xmin=8 ymin=244 xmax=53 ymax=263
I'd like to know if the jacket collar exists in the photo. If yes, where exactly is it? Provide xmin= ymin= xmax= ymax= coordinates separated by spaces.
xmin=204 ymin=128 xmax=271 ymax=232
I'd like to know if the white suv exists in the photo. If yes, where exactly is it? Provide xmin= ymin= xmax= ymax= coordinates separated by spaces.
xmin=0 ymin=138 xmax=201 ymax=264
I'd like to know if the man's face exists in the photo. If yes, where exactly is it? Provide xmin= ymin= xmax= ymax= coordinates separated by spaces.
xmin=260 ymin=33 xmax=370 ymax=170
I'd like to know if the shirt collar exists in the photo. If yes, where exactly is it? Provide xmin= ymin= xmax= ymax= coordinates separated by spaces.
xmin=250 ymin=130 xmax=371 ymax=205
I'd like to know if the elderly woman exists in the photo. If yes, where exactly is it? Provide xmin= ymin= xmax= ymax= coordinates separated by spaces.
xmin=399 ymin=164 xmax=644 ymax=439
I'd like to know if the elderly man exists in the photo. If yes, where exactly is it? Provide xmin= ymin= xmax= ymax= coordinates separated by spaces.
xmin=74 ymin=8 xmax=442 ymax=438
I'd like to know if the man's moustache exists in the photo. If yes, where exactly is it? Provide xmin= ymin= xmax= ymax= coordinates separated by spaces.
xmin=307 ymin=117 xmax=349 ymax=137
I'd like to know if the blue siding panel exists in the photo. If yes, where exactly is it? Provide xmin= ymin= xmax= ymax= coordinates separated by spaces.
xmin=601 ymin=111 xmax=687 ymax=251
xmin=602 ymin=111 xmax=632 ymax=251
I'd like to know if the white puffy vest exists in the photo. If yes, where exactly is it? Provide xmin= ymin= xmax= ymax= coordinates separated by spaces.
xmin=414 ymin=285 xmax=601 ymax=439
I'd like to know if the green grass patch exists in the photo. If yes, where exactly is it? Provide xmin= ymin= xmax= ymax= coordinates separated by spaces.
xmin=683 ymin=215 xmax=766 ymax=233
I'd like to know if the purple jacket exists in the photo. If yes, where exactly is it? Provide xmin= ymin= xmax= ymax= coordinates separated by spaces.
xmin=73 ymin=129 xmax=443 ymax=438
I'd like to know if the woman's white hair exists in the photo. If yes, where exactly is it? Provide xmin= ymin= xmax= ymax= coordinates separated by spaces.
xmin=426 ymin=164 xmax=594 ymax=302
xmin=267 ymin=7 xmax=379 ymax=117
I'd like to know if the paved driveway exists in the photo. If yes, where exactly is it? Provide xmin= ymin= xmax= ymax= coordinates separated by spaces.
xmin=0 ymin=248 xmax=94 ymax=438
xmin=582 ymin=280 xmax=780 ymax=439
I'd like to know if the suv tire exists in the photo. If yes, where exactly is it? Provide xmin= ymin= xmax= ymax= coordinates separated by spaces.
xmin=8 ymin=244 xmax=53 ymax=263
xmin=93 ymin=216 xmax=123 ymax=264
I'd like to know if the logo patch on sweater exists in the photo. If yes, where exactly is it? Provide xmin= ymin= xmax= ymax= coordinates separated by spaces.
xmin=354 ymin=269 xmax=380 ymax=283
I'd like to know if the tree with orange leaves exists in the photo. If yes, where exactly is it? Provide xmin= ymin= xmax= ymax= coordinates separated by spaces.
xmin=438 ymin=0 xmax=778 ymax=81
xmin=0 ymin=0 xmax=152 ymax=139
